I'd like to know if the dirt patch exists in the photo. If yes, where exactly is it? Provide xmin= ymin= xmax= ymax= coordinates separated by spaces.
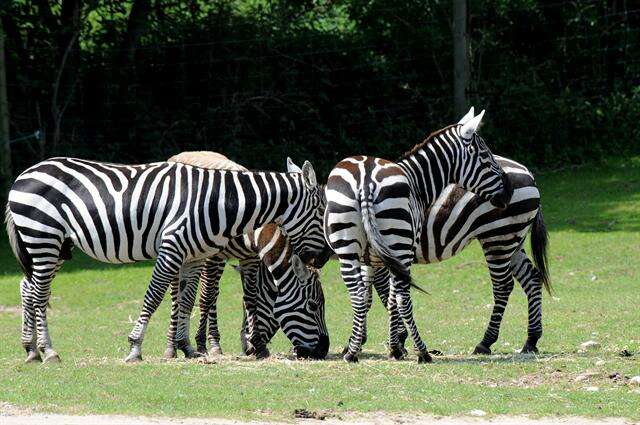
xmin=0 ymin=412 xmax=637 ymax=425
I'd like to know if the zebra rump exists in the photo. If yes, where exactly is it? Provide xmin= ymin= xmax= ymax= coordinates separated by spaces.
xmin=359 ymin=184 xmax=427 ymax=294
xmin=5 ymin=205 xmax=32 ymax=280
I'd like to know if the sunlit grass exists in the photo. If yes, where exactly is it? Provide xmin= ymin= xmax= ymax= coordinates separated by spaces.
xmin=0 ymin=158 xmax=639 ymax=420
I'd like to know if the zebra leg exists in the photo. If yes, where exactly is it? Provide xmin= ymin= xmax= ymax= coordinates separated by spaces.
xmin=31 ymin=262 xmax=61 ymax=363
xmin=342 ymin=260 xmax=372 ymax=363
xmin=393 ymin=275 xmax=431 ymax=363
xmin=386 ymin=276 xmax=405 ymax=360
xmin=172 ymin=261 xmax=205 ymax=359
xmin=164 ymin=277 xmax=181 ymax=359
xmin=125 ymin=248 xmax=183 ymax=363
xmin=512 ymin=249 xmax=543 ymax=353
xmin=372 ymin=267 xmax=409 ymax=357
xmin=195 ymin=257 xmax=226 ymax=356
xmin=241 ymin=258 xmax=269 ymax=359
xmin=473 ymin=254 xmax=516 ymax=355
xmin=20 ymin=277 xmax=40 ymax=363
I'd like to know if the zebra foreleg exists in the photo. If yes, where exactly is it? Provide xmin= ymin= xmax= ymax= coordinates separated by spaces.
xmin=164 ymin=277 xmax=181 ymax=359
xmin=473 ymin=255 xmax=516 ymax=355
xmin=195 ymin=257 xmax=225 ymax=356
xmin=393 ymin=276 xmax=431 ymax=363
xmin=512 ymin=250 xmax=543 ymax=354
xmin=126 ymin=248 xmax=183 ymax=363
xmin=172 ymin=261 xmax=205 ymax=359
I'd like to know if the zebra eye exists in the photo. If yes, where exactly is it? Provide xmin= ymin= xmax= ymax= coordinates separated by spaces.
xmin=307 ymin=300 xmax=319 ymax=311
xmin=467 ymin=145 xmax=476 ymax=155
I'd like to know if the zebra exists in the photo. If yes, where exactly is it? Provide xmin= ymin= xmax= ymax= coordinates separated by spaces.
xmin=324 ymin=108 xmax=511 ymax=362
xmin=163 ymin=152 xmax=329 ymax=360
xmin=334 ymin=154 xmax=550 ymax=356
xmin=5 ymin=157 xmax=322 ymax=363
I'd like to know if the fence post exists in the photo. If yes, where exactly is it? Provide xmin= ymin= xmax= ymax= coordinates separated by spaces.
xmin=0 ymin=17 xmax=12 ymax=199
xmin=452 ymin=0 xmax=469 ymax=118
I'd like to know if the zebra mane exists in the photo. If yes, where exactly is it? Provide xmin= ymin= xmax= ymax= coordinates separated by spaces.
xmin=398 ymin=124 xmax=458 ymax=161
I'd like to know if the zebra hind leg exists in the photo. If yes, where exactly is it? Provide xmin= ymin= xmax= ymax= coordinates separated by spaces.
xmin=20 ymin=278 xmax=41 ymax=362
xmin=512 ymin=249 xmax=544 ymax=354
xmin=341 ymin=259 xmax=371 ymax=363
xmin=393 ymin=276 xmax=431 ymax=363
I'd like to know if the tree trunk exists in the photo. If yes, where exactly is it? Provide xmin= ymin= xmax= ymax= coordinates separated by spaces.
xmin=0 ymin=17 xmax=12 ymax=198
xmin=452 ymin=0 xmax=469 ymax=118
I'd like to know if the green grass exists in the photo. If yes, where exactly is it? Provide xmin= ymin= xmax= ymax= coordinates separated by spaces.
xmin=1 ymin=158 xmax=639 ymax=420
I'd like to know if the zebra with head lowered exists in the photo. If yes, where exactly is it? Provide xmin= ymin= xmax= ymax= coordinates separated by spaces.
xmin=164 ymin=152 xmax=329 ymax=360
xmin=223 ymin=154 xmax=550 ymax=357
xmin=5 ymin=156 xmax=323 ymax=363
xmin=324 ymin=108 xmax=511 ymax=362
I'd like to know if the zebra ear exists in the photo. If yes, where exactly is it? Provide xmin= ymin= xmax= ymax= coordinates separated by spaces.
xmin=292 ymin=254 xmax=311 ymax=281
xmin=287 ymin=157 xmax=303 ymax=173
xmin=458 ymin=106 xmax=475 ymax=125
xmin=460 ymin=109 xmax=485 ymax=140
xmin=301 ymin=161 xmax=318 ymax=188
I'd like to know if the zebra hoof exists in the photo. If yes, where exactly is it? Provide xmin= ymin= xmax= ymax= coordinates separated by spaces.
xmin=25 ymin=350 xmax=42 ymax=363
xmin=124 ymin=345 xmax=143 ymax=363
xmin=521 ymin=343 xmax=539 ymax=354
xmin=255 ymin=347 xmax=270 ymax=360
xmin=417 ymin=352 xmax=433 ymax=363
xmin=472 ymin=344 xmax=492 ymax=355
xmin=388 ymin=347 xmax=405 ymax=361
xmin=343 ymin=352 xmax=359 ymax=363
xmin=42 ymin=350 xmax=61 ymax=363
xmin=163 ymin=347 xmax=177 ymax=360
xmin=208 ymin=346 xmax=223 ymax=356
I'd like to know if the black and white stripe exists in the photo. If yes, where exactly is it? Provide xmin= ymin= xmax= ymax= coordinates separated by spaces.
xmin=5 ymin=157 xmax=322 ymax=362
xmin=324 ymin=108 xmax=510 ymax=362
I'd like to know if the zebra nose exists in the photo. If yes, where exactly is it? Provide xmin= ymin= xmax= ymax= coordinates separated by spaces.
xmin=311 ymin=334 xmax=330 ymax=359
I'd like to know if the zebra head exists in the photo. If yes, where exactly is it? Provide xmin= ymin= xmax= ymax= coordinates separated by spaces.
xmin=274 ymin=254 xmax=329 ymax=360
xmin=451 ymin=108 xmax=510 ymax=209
xmin=281 ymin=160 xmax=330 ymax=267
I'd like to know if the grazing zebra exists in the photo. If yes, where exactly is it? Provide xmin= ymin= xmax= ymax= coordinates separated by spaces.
xmin=324 ymin=108 xmax=511 ymax=362
xmin=164 ymin=152 xmax=329 ymax=360
xmin=5 ymin=157 xmax=322 ymax=363
xmin=334 ymin=155 xmax=550 ymax=355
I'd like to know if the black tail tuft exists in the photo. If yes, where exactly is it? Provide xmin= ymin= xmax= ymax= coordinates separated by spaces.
xmin=5 ymin=204 xmax=33 ymax=280
xmin=530 ymin=208 xmax=551 ymax=294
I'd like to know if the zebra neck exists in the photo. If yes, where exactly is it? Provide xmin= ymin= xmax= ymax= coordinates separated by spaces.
xmin=397 ymin=146 xmax=453 ymax=211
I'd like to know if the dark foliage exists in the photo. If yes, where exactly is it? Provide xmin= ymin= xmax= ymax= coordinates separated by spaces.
xmin=3 ymin=0 xmax=639 ymax=180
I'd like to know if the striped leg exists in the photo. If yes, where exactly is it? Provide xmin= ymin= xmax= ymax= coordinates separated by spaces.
xmin=125 ymin=247 xmax=184 ymax=363
xmin=165 ymin=261 xmax=204 ymax=359
xmin=20 ymin=277 xmax=40 ymax=362
xmin=371 ymin=267 xmax=409 ymax=357
xmin=512 ymin=249 xmax=544 ymax=353
xmin=473 ymin=249 xmax=516 ymax=355
xmin=240 ymin=258 xmax=268 ymax=358
xmin=342 ymin=258 xmax=373 ymax=362
xmin=195 ymin=257 xmax=226 ymax=355
xmin=393 ymin=273 xmax=431 ymax=363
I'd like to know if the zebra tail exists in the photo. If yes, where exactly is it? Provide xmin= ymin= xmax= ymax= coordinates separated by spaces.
xmin=5 ymin=204 xmax=33 ymax=280
xmin=359 ymin=186 xmax=428 ymax=295
xmin=530 ymin=207 xmax=551 ymax=295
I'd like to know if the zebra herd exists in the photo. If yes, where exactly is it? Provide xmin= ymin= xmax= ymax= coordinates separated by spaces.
xmin=5 ymin=107 xmax=550 ymax=364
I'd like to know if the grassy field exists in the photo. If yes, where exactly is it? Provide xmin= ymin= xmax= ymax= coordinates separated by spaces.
xmin=0 ymin=158 xmax=639 ymax=421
